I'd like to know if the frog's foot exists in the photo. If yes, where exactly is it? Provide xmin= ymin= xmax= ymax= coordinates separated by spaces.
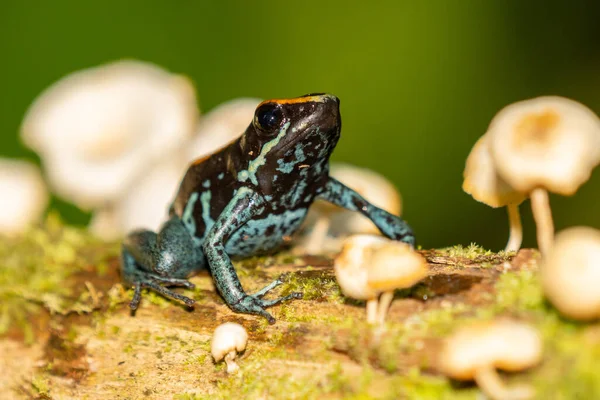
xmin=252 ymin=273 xmax=292 ymax=298
xmin=127 ymin=274 xmax=196 ymax=311
xmin=232 ymin=291 xmax=303 ymax=324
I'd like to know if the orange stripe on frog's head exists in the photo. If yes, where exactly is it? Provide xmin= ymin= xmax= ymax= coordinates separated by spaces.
xmin=258 ymin=93 xmax=338 ymax=108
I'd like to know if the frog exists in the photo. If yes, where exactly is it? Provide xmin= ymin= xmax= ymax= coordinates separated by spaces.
xmin=120 ymin=93 xmax=415 ymax=324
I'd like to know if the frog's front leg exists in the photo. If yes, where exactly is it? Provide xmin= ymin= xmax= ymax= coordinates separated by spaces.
xmin=121 ymin=216 xmax=204 ymax=310
xmin=319 ymin=177 xmax=416 ymax=245
xmin=203 ymin=187 xmax=302 ymax=324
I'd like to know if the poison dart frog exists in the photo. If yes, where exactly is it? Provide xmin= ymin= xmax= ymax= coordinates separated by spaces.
xmin=121 ymin=93 xmax=415 ymax=323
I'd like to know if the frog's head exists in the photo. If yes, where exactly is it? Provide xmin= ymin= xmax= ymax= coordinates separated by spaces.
xmin=239 ymin=93 xmax=341 ymax=182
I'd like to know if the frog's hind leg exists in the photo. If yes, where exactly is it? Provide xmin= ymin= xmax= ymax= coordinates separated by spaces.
xmin=121 ymin=216 xmax=204 ymax=310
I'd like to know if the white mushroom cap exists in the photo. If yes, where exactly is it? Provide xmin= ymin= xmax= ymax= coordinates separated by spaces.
xmin=89 ymin=154 xmax=189 ymax=240
xmin=463 ymin=135 xmax=526 ymax=208
xmin=488 ymin=96 xmax=600 ymax=196
xmin=438 ymin=319 xmax=542 ymax=381
xmin=367 ymin=241 xmax=428 ymax=292
xmin=0 ymin=159 xmax=48 ymax=236
xmin=326 ymin=163 xmax=402 ymax=235
xmin=211 ymin=322 xmax=248 ymax=364
xmin=334 ymin=234 xmax=428 ymax=298
xmin=187 ymin=98 xmax=261 ymax=161
xmin=20 ymin=60 xmax=198 ymax=209
xmin=334 ymin=234 xmax=389 ymax=300
xmin=541 ymin=226 xmax=600 ymax=320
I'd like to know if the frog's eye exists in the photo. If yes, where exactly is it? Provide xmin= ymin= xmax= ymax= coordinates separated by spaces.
xmin=254 ymin=103 xmax=284 ymax=134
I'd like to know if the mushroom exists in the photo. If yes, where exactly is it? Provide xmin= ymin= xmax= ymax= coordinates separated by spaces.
xmin=487 ymin=96 xmax=600 ymax=255
xmin=462 ymin=135 xmax=527 ymax=252
xmin=186 ymin=98 xmax=262 ymax=160
xmin=20 ymin=59 xmax=199 ymax=210
xmin=300 ymin=163 xmax=402 ymax=254
xmin=438 ymin=319 xmax=542 ymax=400
xmin=541 ymin=226 xmax=600 ymax=320
xmin=89 ymin=154 xmax=188 ymax=239
xmin=0 ymin=159 xmax=48 ymax=236
xmin=211 ymin=322 xmax=248 ymax=374
xmin=334 ymin=234 xmax=428 ymax=324
xmin=88 ymin=97 xmax=261 ymax=240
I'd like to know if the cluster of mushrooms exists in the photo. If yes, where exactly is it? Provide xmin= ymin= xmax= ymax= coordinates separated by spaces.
xmin=463 ymin=96 xmax=600 ymax=255
xmin=0 ymin=60 xmax=262 ymax=237
xmin=3 ymin=60 xmax=600 ymax=398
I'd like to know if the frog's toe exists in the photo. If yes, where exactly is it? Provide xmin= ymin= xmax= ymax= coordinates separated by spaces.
xmin=260 ymin=292 xmax=303 ymax=307
xmin=128 ymin=280 xmax=195 ymax=311
xmin=232 ymin=291 xmax=302 ymax=324
xmin=152 ymin=275 xmax=196 ymax=289
xmin=252 ymin=275 xmax=292 ymax=298
xmin=233 ymin=295 xmax=277 ymax=324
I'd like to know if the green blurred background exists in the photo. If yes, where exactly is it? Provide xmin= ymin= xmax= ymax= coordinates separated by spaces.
xmin=1 ymin=1 xmax=599 ymax=249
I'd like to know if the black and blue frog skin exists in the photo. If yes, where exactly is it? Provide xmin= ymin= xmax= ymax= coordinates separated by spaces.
xmin=121 ymin=93 xmax=415 ymax=323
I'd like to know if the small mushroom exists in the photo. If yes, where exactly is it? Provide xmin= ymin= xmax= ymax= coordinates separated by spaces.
xmin=334 ymin=234 xmax=428 ymax=324
xmin=300 ymin=163 xmax=402 ymax=254
xmin=186 ymin=98 xmax=262 ymax=160
xmin=462 ymin=135 xmax=527 ymax=252
xmin=20 ymin=60 xmax=199 ymax=210
xmin=541 ymin=226 xmax=600 ymax=320
xmin=0 ymin=159 xmax=48 ymax=236
xmin=488 ymin=96 xmax=600 ymax=255
xmin=211 ymin=322 xmax=248 ymax=374
xmin=438 ymin=319 xmax=542 ymax=400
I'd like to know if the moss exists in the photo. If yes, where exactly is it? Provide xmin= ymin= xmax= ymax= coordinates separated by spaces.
xmin=0 ymin=213 xmax=119 ymax=342
xmin=492 ymin=269 xmax=545 ymax=313
xmin=435 ymin=243 xmax=513 ymax=267
xmin=233 ymin=251 xmax=302 ymax=277
xmin=279 ymin=270 xmax=342 ymax=302
xmin=437 ymin=243 xmax=492 ymax=259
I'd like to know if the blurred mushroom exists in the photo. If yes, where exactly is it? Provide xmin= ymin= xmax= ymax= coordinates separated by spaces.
xmin=300 ymin=163 xmax=402 ymax=254
xmin=0 ymin=159 xmax=48 ymax=236
xmin=488 ymin=96 xmax=600 ymax=255
xmin=88 ymin=97 xmax=262 ymax=240
xmin=186 ymin=98 xmax=262 ymax=160
xmin=20 ymin=60 xmax=199 ymax=210
xmin=541 ymin=226 xmax=600 ymax=320
xmin=438 ymin=319 xmax=542 ymax=400
xmin=211 ymin=322 xmax=248 ymax=374
xmin=89 ymin=154 xmax=188 ymax=239
xmin=462 ymin=135 xmax=527 ymax=252
xmin=334 ymin=234 xmax=428 ymax=324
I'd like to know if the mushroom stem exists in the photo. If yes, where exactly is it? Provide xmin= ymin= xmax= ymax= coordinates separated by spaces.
xmin=505 ymin=203 xmax=523 ymax=252
xmin=377 ymin=291 xmax=394 ymax=325
xmin=366 ymin=298 xmax=378 ymax=324
xmin=224 ymin=351 xmax=240 ymax=374
xmin=530 ymin=188 xmax=554 ymax=256
xmin=474 ymin=366 xmax=534 ymax=400
xmin=304 ymin=216 xmax=332 ymax=254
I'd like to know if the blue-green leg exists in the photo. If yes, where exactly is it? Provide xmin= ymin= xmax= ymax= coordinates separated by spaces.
xmin=202 ymin=188 xmax=302 ymax=324
xmin=121 ymin=216 xmax=204 ymax=310
xmin=319 ymin=177 xmax=416 ymax=245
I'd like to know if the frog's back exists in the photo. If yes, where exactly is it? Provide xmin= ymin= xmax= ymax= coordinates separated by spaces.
xmin=171 ymin=143 xmax=243 ymax=241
